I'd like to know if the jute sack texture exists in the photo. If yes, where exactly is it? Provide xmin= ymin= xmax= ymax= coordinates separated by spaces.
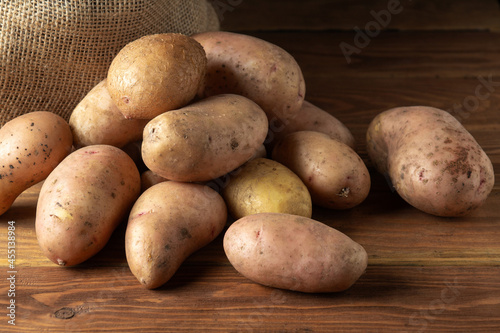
xmin=0 ymin=0 xmax=220 ymax=127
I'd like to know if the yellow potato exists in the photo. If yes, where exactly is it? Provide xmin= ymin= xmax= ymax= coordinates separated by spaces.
xmin=142 ymin=94 xmax=268 ymax=182
xmin=36 ymin=145 xmax=141 ymax=266
xmin=193 ymin=31 xmax=305 ymax=124
xmin=125 ymin=181 xmax=227 ymax=289
xmin=222 ymin=158 xmax=312 ymax=219
xmin=366 ymin=106 xmax=495 ymax=216
xmin=69 ymin=79 xmax=149 ymax=148
xmin=224 ymin=213 xmax=368 ymax=293
xmin=0 ymin=112 xmax=73 ymax=216
xmin=107 ymin=33 xmax=207 ymax=119
xmin=272 ymin=131 xmax=370 ymax=210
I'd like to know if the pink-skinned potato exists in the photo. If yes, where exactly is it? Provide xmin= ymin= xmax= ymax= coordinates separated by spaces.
xmin=125 ymin=181 xmax=227 ymax=289
xmin=223 ymin=212 xmax=368 ymax=293
xmin=366 ymin=106 xmax=494 ymax=216
xmin=268 ymin=100 xmax=356 ymax=150
xmin=193 ymin=31 xmax=305 ymax=124
xmin=0 ymin=111 xmax=73 ymax=216
xmin=272 ymin=131 xmax=370 ymax=210
xmin=35 ymin=145 xmax=141 ymax=266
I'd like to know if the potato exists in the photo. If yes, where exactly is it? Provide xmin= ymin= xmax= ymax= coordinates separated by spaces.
xmin=272 ymin=131 xmax=370 ymax=210
xmin=125 ymin=181 xmax=227 ymax=289
xmin=222 ymin=158 xmax=312 ymax=219
xmin=35 ymin=145 xmax=141 ymax=266
xmin=366 ymin=106 xmax=495 ymax=217
xmin=0 ymin=111 xmax=73 ymax=216
xmin=193 ymin=31 xmax=305 ymax=124
xmin=107 ymin=33 xmax=206 ymax=119
xmin=223 ymin=213 xmax=368 ymax=293
xmin=267 ymin=100 xmax=356 ymax=150
xmin=69 ymin=79 xmax=149 ymax=148
xmin=140 ymin=170 xmax=168 ymax=192
xmin=142 ymin=94 xmax=268 ymax=182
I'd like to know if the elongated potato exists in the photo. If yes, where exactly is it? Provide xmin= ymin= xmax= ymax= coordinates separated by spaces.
xmin=272 ymin=131 xmax=370 ymax=210
xmin=193 ymin=31 xmax=305 ymax=123
xmin=224 ymin=213 xmax=368 ymax=293
xmin=0 ymin=112 xmax=73 ymax=216
xmin=268 ymin=100 xmax=356 ymax=150
xmin=36 ymin=145 xmax=141 ymax=266
xmin=69 ymin=79 xmax=149 ymax=148
xmin=125 ymin=181 xmax=227 ymax=289
xmin=366 ymin=106 xmax=495 ymax=216
xmin=142 ymin=94 xmax=268 ymax=182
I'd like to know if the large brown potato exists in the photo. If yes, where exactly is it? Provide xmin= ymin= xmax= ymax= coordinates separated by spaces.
xmin=366 ymin=106 xmax=495 ymax=217
xmin=0 ymin=112 xmax=73 ymax=216
xmin=142 ymin=94 xmax=268 ymax=182
xmin=107 ymin=33 xmax=207 ymax=119
xmin=223 ymin=213 xmax=368 ymax=293
xmin=193 ymin=31 xmax=305 ymax=124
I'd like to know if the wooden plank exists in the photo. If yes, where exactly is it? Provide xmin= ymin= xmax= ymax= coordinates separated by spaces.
xmin=219 ymin=0 xmax=500 ymax=32
xmin=242 ymin=31 xmax=500 ymax=79
xmin=3 ymin=266 xmax=500 ymax=331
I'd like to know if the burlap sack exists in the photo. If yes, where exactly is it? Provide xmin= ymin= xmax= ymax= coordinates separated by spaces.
xmin=0 ymin=0 xmax=219 ymax=127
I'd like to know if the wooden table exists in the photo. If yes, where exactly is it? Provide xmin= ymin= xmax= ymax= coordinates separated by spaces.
xmin=1 ymin=1 xmax=500 ymax=331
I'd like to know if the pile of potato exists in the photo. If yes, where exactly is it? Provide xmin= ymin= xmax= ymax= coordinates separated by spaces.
xmin=0 ymin=31 xmax=494 ymax=293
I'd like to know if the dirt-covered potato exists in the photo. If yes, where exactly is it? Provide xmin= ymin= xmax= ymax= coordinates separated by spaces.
xmin=125 ymin=181 xmax=227 ymax=289
xmin=223 ymin=212 xmax=368 ymax=293
xmin=193 ymin=31 xmax=305 ymax=124
xmin=0 ymin=112 xmax=73 ymax=216
xmin=366 ymin=106 xmax=495 ymax=216
xmin=69 ymin=79 xmax=149 ymax=148
xmin=272 ymin=131 xmax=370 ymax=210
xmin=267 ymin=100 xmax=356 ymax=150
xmin=142 ymin=94 xmax=268 ymax=182
xmin=35 ymin=145 xmax=141 ymax=266
xmin=107 ymin=33 xmax=207 ymax=119
xmin=222 ymin=158 xmax=312 ymax=219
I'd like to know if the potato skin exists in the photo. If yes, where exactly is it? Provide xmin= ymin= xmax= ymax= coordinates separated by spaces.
xmin=223 ymin=213 xmax=368 ymax=293
xmin=222 ymin=158 xmax=312 ymax=219
xmin=69 ymin=79 xmax=149 ymax=148
xmin=268 ymin=100 xmax=356 ymax=150
xmin=35 ymin=145 xmax=141 ymax=266
xmin=193 ymin=31 xmax=305 ymax=123
xmin=125 ymin=181 xmax=227 ymax=289
xmin=107 ymin=33 xmax=206 ymax=119
xmin=366 ymin=106 xmax=495 ymax=217
xmin=142 ymin=94 xmax=269 ymax=182
xmin=272 ymin=131 xmax=371 ymax=209
xmin=0 ymin=112 xmax=73 ymax=216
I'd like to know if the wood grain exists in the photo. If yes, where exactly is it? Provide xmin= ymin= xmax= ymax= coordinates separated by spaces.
xmin=1 ymin=1 xmax=500 ymax=331
xmin=219 ymin=0 xmax=500 ymax=32
xmin=2 ymin=266 xmax=499 ymax=332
